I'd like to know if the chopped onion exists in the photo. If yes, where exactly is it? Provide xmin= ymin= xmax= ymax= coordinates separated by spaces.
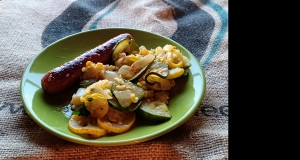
xmin=71 ymin=88 xmax=86 ymax=106
xmin=104 ymin=70 xmax=119 ymax=81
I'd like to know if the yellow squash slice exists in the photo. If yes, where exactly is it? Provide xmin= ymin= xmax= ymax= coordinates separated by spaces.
xmin=97 ymin=107 xmax=136 ymax=133
xmin=68 ymin=115 xmax=107 ymax=138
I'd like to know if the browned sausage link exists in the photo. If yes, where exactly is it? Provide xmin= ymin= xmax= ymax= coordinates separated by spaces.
xmin=41 ymin=33 xmax=133 ymax=94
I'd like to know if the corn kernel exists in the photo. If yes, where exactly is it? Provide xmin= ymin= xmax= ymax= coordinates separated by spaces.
xmin=137 ymin=82 xmax=142 ymax=87
xmin=116 ymin=85 xmax=126 ymax=91
xmin=127 ymin=55 xmax=140 ymax=61
xmin=140 ymin=48 xmax=148 ymax=55
xmin=96 ymin=63 xmax=104 ymax=69
xmin=86 ymin=61 xmax=93 ymax=66
xmin=130 ymin=93 xmax=136 ymax=102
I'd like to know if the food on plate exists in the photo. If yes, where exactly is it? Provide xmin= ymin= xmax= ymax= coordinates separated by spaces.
xmin=136 ymin=100 xmax=172 ymax=122
xmin=41 ymin=33 xmax=134 ymax=94
xmin=97 ymin=107 xmax=136 ymax=134
xmin=68 ymin=115 xmax=107 ymax=138
xmin=43 ymin=33 xmax=191 ymax=138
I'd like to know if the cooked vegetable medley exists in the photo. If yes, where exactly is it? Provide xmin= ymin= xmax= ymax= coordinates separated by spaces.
xmin=68 ymin=40 xmax=191 ymax=138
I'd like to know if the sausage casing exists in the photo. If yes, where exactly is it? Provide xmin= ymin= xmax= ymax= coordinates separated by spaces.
xmin=41 ymin=33 xmax=133 ymax=94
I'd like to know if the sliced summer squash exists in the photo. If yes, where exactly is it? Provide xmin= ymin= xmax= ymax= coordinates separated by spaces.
xmin=108 ymin=97 xmax=142 ymax=113
xmin=80 ymin=93 xmax=109 ymax=118
xmin=111 ymin=38 xmax=139 ymax=64
xmin=136 ymin=100 xmax=172 ymax=122
xmin=144 ymin=61 xmax=169 ymax=85
xmin=97 ymin=107 xmax=136 ymax=133
xmin=79 ymin=79 xmax=97 ymax=88
xmin=129 ymin=63 xmax=152 ymax=83
xmin=68 ymin=115 xmax=107 ymax=138
xmin=111 ymin=78 xmax=145 ymax=108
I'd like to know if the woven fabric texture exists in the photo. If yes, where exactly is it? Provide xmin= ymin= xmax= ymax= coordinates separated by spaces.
xmin=0 ymin=0 xmax=228 ymax=159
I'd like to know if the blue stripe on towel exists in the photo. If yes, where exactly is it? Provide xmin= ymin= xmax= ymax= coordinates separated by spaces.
xmin=89 ymin=0 xmax=121 ymax=30
xmin=199 ymin=0 xmax=228 ymax=68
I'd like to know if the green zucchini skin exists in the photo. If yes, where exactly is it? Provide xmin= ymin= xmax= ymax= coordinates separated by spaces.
xmin=136 ymin=100 xmax=172 ymax=122
xmin=79 ymin=79 xmax=97 ymax=88
xmin=111 ymin=38 xmax=139 ymax=65
xmin=108 ymin=97 xmax=142 ymax=113
xmin=110 ymin=78 xmax=145 ymax=112
xmin=129 ymin=62 xmax=152 ymax=84
xmin=177 ymin=69 xmax=189 ymax=79
xmin=144 ymin=61 xmax=169 ymax=85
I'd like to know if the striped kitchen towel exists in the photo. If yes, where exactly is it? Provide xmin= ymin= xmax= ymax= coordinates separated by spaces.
xmin=0 ymin=0 xmax=228 ymax=159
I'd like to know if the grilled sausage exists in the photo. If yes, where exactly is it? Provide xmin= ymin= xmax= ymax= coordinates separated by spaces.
xmin=41 ymin=33 xmax=133 ymax=94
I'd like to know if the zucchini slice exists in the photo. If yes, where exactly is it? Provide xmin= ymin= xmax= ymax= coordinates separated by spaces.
xmin=110 ymin=78 xmax=145 ymax=109
xmin=111 ymin=38 xmax=139 ymax=64
xmin=177 ymin=68 xmax=189 ymax=79
xmin=111 ymin=79 xmax=145 ymax=100
xmin=108 ymin=97 xmax=142 ymax=113
xmin=79 ymin=79 xmax=97 ymax=88
xmin=144 ymin=61 xmax=169 ymax=85
xmin=129 ymin=62 xmax=152 ymax=83
xmin=136 ymin=100 xmax=172 ymax=123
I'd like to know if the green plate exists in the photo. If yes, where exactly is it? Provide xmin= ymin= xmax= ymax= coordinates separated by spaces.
xmin=20 ymin=28 xmax=206 ymax=146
